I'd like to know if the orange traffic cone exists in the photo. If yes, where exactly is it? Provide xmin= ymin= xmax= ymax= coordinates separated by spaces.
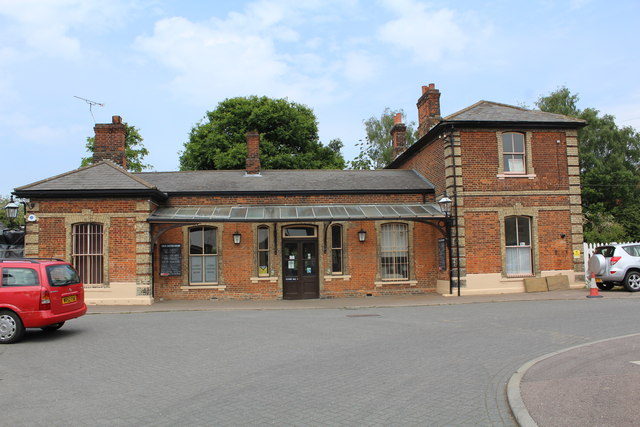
xmin=586 ymin=272 xmax=602 ymax=298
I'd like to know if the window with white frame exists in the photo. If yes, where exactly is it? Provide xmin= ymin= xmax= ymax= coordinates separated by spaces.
xmin=502 ymin=133 xmax=526 ymax=173
xmin=380 ymin=223 xmax=409 ymax=280
xmin=505 ymin=216 xmax=532 ymax=276
xmin=189 ymin=226 xmax=218 ymax=283
xmin=257 ymin=226 xmax=269 ymax=277
xmin=72 ymin=223 xmax=104 ymax=285
xmin=331 ymin=224 xmax=343 ymax=274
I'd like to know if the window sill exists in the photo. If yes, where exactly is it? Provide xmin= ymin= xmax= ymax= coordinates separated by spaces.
xmin=375 ymin=280 xmax=417 ymax=287
xmin=497 ymin=173 xmax=536 ymax=180
xmin=250 ymin=276 xmax=278 ymax=283
xmin=181 ymin=285 xmax=226 ymax=290
xmin=324 ymin=274 xmax=351 ymax=281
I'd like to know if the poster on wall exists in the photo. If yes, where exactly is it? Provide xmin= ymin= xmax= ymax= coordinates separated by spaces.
xmin=160 ymin=244 xmax=182 ymax=276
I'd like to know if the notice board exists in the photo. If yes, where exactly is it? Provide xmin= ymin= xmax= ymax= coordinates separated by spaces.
xmin=160 ymin=244 xmax=182 ymax=276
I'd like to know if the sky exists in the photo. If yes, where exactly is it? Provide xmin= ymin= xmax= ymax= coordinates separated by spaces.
xmin=1 ymin=0 xmax=639 ymax=198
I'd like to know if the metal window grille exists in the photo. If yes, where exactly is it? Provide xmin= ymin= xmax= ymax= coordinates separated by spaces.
xmin=72 ymin=223 xmax=104 ymax=285
xmin=380 ymin=223 xmax=409 ymax=280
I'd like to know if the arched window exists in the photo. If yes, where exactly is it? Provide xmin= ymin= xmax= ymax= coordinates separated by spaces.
xmin=380 ymin=223 xmax=409 ymax=280
xmin=189 ymin=226 xmax=218 ymax=283
xmin=331 ymin=224 xmax=343 ymax=274
xmin=257 ymin=226 xmax=270 ymax=277
xmin=505 ymin=216 xmax=532 ymax=276
xmin=72 ymin=223 xmax=104 ymax=285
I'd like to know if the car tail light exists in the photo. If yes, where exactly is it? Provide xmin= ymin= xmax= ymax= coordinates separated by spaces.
xmin=610 ymin=256 xmax=622 ymax=265
xmin=40 ymin=289 xmax=51 ymax=310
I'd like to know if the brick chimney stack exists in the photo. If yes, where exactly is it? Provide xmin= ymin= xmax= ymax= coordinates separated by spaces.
xmin=93 ymin=115 xmax=127 ymax=169
xmin=390 ymin=113 xmax=407 ymax=159
xmin=246 ymin=130 xmax=261 ymax=175
xmin=416 ymin=83 xmax=441 ymax=138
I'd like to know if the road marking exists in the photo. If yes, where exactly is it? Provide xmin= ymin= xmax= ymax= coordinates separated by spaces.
xmin=630 ymin=361 xmax=640 ymax=366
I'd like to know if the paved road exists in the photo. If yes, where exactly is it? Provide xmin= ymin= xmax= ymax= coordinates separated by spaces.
xmin=2 ymin=297 xmax=639 ymax=426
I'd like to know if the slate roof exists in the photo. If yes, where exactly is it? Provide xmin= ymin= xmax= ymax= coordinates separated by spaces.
xmin=15 ymin=161 xmax=162 ymax=197
xmin=444 ymin=101 xmax=586 ymax=124
xmin=14 ymin=161 xmax=434 ymax=198
xmin=387 ymin=100 xmax=586 ymax=169
xmin=134 ymin=169 xmax=434 ymax=194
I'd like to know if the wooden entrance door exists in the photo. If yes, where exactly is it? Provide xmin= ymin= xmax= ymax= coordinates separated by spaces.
xmin=282 ymin=239 xmax=319 ymax=299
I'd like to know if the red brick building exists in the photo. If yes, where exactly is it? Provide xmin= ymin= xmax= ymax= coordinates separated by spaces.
xmin=12 ymin=85 xmax=586 ymax=304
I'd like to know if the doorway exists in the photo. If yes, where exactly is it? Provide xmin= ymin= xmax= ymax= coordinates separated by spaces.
xmin=282 ymin=238 xmax=319 ymax=299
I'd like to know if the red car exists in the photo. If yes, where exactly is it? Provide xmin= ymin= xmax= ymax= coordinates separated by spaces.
xmin=0 ymin=258 xmax=87 ymax=343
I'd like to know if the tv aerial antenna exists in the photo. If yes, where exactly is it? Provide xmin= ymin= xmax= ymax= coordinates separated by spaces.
xmin=74 ymin=95 xmax=104 ymax=122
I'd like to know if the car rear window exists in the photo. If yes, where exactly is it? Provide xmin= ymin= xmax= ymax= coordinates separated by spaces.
xmin=623 ymin=245 xmax=640 ymax=257
xmin=46 ymin=265 xmax=81 ymax=286
xmin=2 ymin=268 xmax=40 ymax=286
xmin=594 ymin=246 xmax=616 ymax=257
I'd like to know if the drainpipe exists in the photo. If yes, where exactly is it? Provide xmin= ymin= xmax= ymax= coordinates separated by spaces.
xmin=448 ymin=126 xmax=461 ymax=296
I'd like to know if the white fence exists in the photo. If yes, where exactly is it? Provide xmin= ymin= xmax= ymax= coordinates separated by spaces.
xmin=583 ymin=241 xmax=640 ymax=273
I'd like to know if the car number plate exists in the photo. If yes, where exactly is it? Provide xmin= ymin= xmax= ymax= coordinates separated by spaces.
xmin=62 ymin=295 xmax=77 ymax=304
xmin=595 ymin=278 xmax=602 ymax=283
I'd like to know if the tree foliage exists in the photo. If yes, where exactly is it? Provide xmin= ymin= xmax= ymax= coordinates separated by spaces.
xmin=536 ymin=87 xmax=640 ymax=242
xmin=350 ymin=108 xmax=418 ymax=170
xmin=179 ymin=96 xmax=345 ymax=171
xmin=81 ymin=123 xmax=151 ymax=172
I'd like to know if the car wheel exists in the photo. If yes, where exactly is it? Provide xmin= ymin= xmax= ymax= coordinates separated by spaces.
xmin=623 ymin=271 xmax=640 ymax=292
xmin=0 ymin=310 xmax=25 ymax=344
xmin=41 ymin=322 xmax=65 ymax=332
xmin=597 ymin=282 xmax=615 ymax=291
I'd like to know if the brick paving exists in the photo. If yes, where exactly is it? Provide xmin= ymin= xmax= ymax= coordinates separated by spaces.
xmin=2 ymin=289 xmax=639 ymax=426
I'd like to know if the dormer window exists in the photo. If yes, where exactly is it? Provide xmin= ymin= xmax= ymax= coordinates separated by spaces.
xmin=502 ymin=133 xmax=525 ymax=173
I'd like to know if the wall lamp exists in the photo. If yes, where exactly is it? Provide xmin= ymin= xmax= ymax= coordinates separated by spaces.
xmin=437 ymin=195 xmax=453 ymax=217
xmin=4 ymin=196 xmax=19 ymax=220
xmin=358 ymin=229 xmax=367 ymax=242
xmin=233 ymin=231 xmax=242 ymax=245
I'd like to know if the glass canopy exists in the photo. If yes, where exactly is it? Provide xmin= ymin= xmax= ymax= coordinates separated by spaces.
xmin=148 ymin=203 xmax=444 ymax=223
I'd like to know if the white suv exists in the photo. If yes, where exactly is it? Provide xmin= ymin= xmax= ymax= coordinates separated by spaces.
xmin=588 ymin=244 xmax=640 ymax=292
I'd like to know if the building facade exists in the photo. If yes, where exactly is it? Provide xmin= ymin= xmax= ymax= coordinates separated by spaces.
xmin=12 ymin=85 xmax=586 ymax=304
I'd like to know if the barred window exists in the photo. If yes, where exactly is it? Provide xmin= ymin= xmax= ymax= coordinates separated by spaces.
xmin=72 ymin=223 xmax=104 ymax=285
xmin=331 ymin=224 xmax=343 ymax=274
xmin=380 ymin=223 xmax=409 ymax=280
xmin=257 ymin=226 xmax=269 ymax=277
xmin=190 ymin=226 xmax=218 ymax=283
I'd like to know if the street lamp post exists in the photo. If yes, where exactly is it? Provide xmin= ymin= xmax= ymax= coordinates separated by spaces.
xmin=438 ymin=195 xmax=457 ymax=296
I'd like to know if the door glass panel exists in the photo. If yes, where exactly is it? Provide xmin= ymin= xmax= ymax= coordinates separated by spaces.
xmin=303 ymin=242 xmax=316 ymax=276
xmin=284 ymin=243 xmax=298 ymax=277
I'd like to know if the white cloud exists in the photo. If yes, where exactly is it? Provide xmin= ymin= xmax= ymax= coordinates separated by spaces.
xmin=133 ymin=1 xmax=366 ymax=105
xmin=0 ymin=0 xmax=135 ymax=59
xmin=377 ymin=0 xmax=482 ymax=63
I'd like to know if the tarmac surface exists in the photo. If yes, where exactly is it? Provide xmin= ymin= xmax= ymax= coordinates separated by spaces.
xmin=88 ymin=287 xmax=640 ymax=426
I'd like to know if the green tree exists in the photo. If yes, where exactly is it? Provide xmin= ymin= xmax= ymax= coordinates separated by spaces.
xmin=179 ymin=96 xmax=345 ymax=170
xmin=81 ymin=123 xmax=152 ymax=172
xmin=536 ymin=87 xmax=640 ymax=242
xmin=350 ymin=108 xmax=418 ymax=170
